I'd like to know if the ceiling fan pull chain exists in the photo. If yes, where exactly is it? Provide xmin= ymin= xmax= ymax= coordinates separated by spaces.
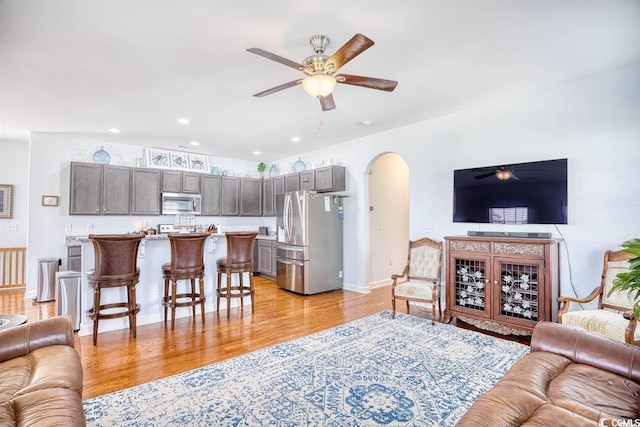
xmin=318 ymin=112 xmax=324 ymax=131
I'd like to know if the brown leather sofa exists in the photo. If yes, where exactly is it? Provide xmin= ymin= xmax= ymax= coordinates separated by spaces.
xmin=457 ymin=321 xmax=640 ymax=426
xmin=0 ymin=316 xmax=86 ymax=426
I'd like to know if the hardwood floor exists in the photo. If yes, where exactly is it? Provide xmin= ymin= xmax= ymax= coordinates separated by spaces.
xmin=1 ymin=277 xmax=529 ymax=400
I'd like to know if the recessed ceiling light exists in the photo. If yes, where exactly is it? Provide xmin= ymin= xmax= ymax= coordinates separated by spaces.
xmin=252 ymin=151 xmax=261 ymax=155
xmin=108 ymin=128 xmax=120 ymax=133
xmin=190 ymin=141 xmax=200 ymax=146
xmin=177 ymin=118 xmax=190 ymax=125
xmin=359 ymin=120 xmax=372 ymax=126
xmin=291 ymin=136 xmax=301 ymax=142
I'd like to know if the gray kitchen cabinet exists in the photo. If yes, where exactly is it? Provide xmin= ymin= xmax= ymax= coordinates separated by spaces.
xmin=299 ymin=170 xmax=315 ymax=190
xmin=240 ymin=178 xmax=262 ymax=216
xmin=274 ymin=176 xmax=285 ymax=195
xmin=67 ymin=246 xmax=81 ymax=272
xmin=131 ymin=168 xmax=161 ymax=215
xmin=70 ymin=162 xmax=102 ymax=215
xmin=182 ymin=172 xmax=201 ymax=193
xmin=162 ymin=170 xmax=201 ymax=193
xmin=315 ymin=165 xmax=346 ymax=192
xmin=102 ymin=166 xmax=131 ymax=214
xmin=70 ymin=162 xmax=130 ymax=215
xmin=256 ymin=239 xmax=276 ymax=279
xmin=201 ymin=175 xmax=222 ymax=216
xmin=262 ymin=178 xmax=275 ymax=216
xmin=221 ymin=176 xmax=239 ymax=216
xmin=284 ymin=173 xmax=300 ymax=192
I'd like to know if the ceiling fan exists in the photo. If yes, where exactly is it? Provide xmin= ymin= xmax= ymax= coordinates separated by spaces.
xmin=247 ymin=33 xmax=398 ymax=111
xmin=474 ymin=166 xmax=520 ymax=181
xmin=474 ymin=165 xmax=546 ymax=181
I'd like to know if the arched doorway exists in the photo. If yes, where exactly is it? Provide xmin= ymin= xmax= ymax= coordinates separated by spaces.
xmin=366 ymin=153 xmax=410 ymax=289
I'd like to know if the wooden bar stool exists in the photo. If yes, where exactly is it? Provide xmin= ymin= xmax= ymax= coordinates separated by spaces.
xmin=86 ymin=233 xmax=145 ymax=346
xmin=216 ymin=232 xmax=259 ymax=318
xmin=161 ymin=233 xmax=209 ymax=330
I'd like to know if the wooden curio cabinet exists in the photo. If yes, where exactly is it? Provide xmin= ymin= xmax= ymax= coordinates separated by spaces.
xmin=444 ymin=236 xmax=560 ymax=334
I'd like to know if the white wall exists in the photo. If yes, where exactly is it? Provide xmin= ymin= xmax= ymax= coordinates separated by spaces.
xmin=0 ymin=140 xmax=29 ymax=247
xmin=24 ymin=134 xmax=274 ymax=296
xmin=289 ymin=64 xmax=640 ymax=298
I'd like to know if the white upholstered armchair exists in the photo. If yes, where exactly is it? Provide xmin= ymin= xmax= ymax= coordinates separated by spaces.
xmin=558 ymin=249 xmax=638 ymax=345
xmin=391 ymin=237 xmax=443 ymax=324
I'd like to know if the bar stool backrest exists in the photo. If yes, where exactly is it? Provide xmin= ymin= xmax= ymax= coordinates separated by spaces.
xmin=168 ymin=233 xmax=209 ymax=271
xmin=89 ymin=233 xmax=145 ymax=277
xmin=225 ymin=232 xmax=259 ymax=267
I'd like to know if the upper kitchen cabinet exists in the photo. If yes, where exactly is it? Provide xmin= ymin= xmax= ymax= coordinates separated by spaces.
xmin=70 ymin=162 xmax=102 ymax=215
xmin=299 ymin=170 xmax=315 ymax=191
xmin=162 ymin=170 xmax=201 ymax=194
xmin=131 ymin=168 xmax=161 ymax=215
xmin=102 ymin=166 xmax=131 ymax=215
xmin=315 ymin=165 xmax=346 ymax=192
xmin=201 ymin=175 xmax=222 ymax=216
xmin=221 ymin=176 xmax=239 ymax=216
xmin=240 ymin=178 xmax=262 ymax=216
xmin=70 ymin=162 xmax=130 ymax=215
xmin=262 ymin=178 xmax=275 ymax=216
xmin=274 ymin=176 xmax=285 ymax=195
xmin=284 ymin=173 xmax=300 ymax=193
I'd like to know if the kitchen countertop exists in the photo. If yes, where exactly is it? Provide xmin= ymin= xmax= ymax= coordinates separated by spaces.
xmin=66 ymin=232 xmax=274 ymax=246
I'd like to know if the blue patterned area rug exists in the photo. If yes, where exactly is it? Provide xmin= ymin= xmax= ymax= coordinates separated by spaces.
xmin=83 ymin=311 xmax=529 ymax=426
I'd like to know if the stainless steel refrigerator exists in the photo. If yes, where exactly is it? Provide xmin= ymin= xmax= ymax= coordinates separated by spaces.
xmin=276 ymin=191 xmax=343 ymax=295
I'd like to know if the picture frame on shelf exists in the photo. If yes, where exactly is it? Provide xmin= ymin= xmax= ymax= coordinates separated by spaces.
xmin=42 ymin=195 xmax=59 ymax=207
xmin=144 ymin=148 xmax=171 ymax=169
xmin=189 ymin=154 xmax=210 ymax=172
xmin=0 ymin=184 xmax=13 ymax=218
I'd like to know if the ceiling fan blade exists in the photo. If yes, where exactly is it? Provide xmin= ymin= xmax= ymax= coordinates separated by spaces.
xmin=252 ymin=80 xmax=300 ymax=97
xmin=335 ymin=74 xmax=398 ymax=92
xmin=246 ymin=48 xmax=303 ymax=71
xmin=325 ymin=33 xmax=374 ymax=73
xmin=510 ymin=173 xmax=520 ymax=181
xmin=474 ymin=171 xmax=496 ymax=180
xmin=320 ymin=94 xmax=336 ymax=111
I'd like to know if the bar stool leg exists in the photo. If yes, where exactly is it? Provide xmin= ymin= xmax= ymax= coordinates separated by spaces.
xmin=239 ymin=273 xmax=244 ymax=310
xmin=171 ymin=279 xmax=177 ymax=331
xmin=163 ymin=277 xmax=169 ymax=323
xmin=199 ymin=275 xmax=206 ymax=323
xmin=191 ymin=278 xmax=196 ymax=318
xmin=92 ymin=287 xmax=100 ymax=346
xmin=250 ymin=273 xmax=255 ymax=313
xmin=129 ymin=284 xmax=137 ymax=339
xmin=226 ymin=269 xmax=232 ymax=319
xmin=216 ymin=272 xmax=222 ymax=313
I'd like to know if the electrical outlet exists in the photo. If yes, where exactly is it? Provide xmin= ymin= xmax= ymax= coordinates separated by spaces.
xmin=338 ymin=270 xmax=343 ymax=279
xmin=64 ymin=224 xmax=72 ymax=232
xmin=389 ymin=257 xmax=393 ymax=266
xmin=424 ymin=225 xmax=433 ymax=233
xmin=376 ymin=223 xmax=381 ymax=230
xmin=86 ymin=224 xmax=94 ymax=232
xmin=7 ymin=223 xmax=17 ymax=231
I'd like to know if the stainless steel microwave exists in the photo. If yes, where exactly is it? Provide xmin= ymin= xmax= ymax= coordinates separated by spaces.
xmin=161 ymin=193 xmax=201 ymax=215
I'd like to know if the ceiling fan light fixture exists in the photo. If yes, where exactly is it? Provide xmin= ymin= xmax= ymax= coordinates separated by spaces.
xmin=496 ymin=169 xmax=513 ymax=180
xmin=302 ymin=74 xmax=337 ymax=98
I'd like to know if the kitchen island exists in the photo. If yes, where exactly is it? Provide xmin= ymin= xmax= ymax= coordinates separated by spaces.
xmin=66 ymin=232 xmax=271 ymax=337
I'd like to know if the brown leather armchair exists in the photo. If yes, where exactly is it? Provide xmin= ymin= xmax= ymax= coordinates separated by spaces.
xmin=0 ymin=316 xmax=86 ymax=426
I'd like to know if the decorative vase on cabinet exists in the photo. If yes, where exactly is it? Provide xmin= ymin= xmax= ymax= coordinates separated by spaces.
xmin=269 ymin=164 xmax=279 ymax=177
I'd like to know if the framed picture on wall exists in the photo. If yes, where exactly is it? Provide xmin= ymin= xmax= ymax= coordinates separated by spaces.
xmin=42 ymin=195 xmax=59 ymax=207
xmin=188 ymin=154 xmax=210 ymax=172
xmin=144 ymin=148 xmax=171 ymax=169
xmin=0 ymin=184 xmax=14 ymax=218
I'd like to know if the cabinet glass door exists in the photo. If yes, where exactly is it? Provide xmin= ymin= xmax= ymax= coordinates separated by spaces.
xmin=493 ymin=258 xmax=543 ymax=326
xmin=450 ymin=256 xmax=491 ymax=318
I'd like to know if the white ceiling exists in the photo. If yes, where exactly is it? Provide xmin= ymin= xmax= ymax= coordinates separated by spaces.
xmin=1 ymin=1 xmax=639 ymax=162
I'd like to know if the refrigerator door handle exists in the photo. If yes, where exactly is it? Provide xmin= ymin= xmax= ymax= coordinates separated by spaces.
xmin=277 ymin=258 xmax=305 ymax=267
xmin=284 ymin=195 xmax=293 ymax=242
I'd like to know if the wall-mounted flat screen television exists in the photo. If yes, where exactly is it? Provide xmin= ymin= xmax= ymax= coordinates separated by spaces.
xmin=453 ymin=158 xmax=568 ymax=224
